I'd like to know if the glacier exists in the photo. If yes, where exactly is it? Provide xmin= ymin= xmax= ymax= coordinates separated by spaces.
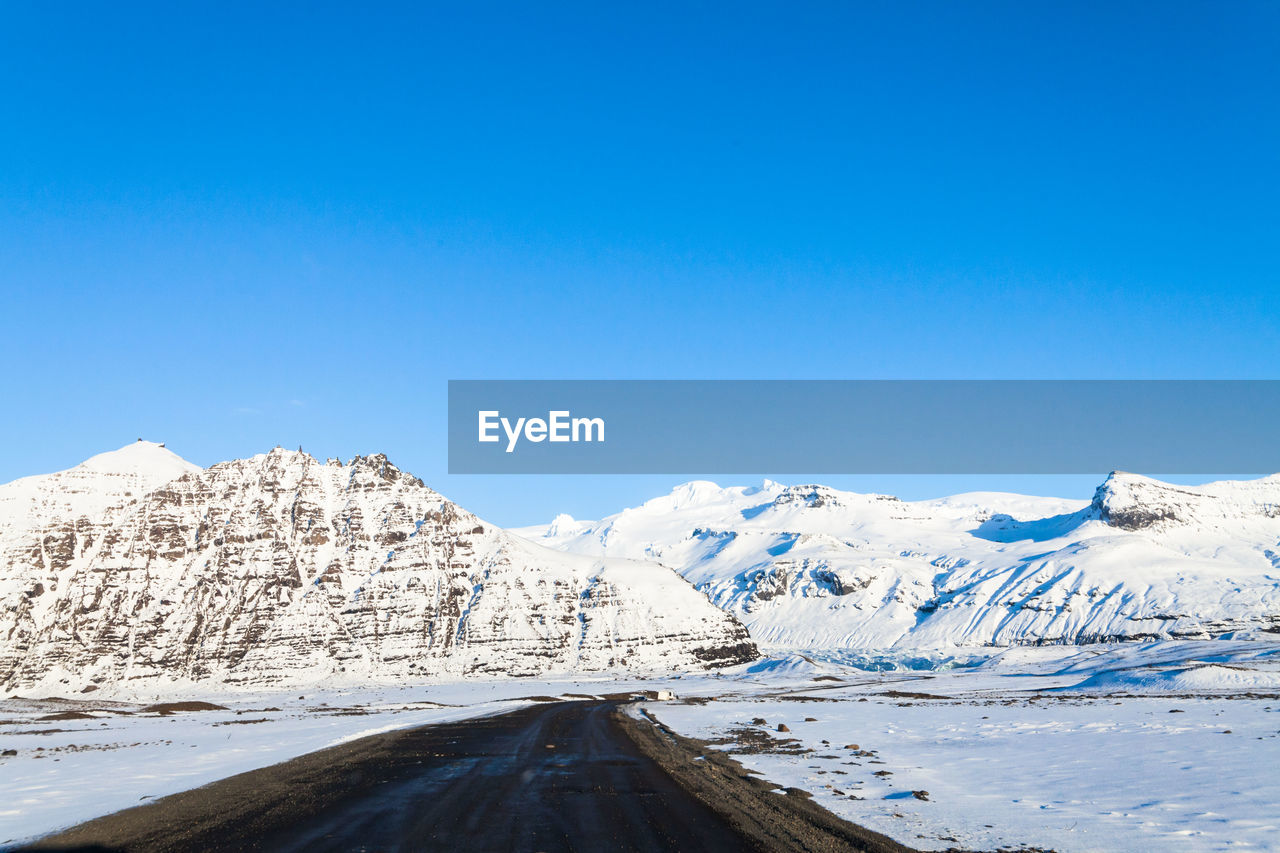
xmin=519 ymin=475 xmax=1280 ymax=650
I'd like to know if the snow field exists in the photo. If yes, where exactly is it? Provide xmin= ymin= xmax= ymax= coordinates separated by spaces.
xmin=646 ymin=642 xmax=1280 ymax=852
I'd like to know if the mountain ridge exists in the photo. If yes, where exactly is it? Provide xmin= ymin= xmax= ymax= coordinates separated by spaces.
xmin=0 ymin=444 xmax=756 ymax=694
xmin=521 ymin=473 xmax=1280 ymax=649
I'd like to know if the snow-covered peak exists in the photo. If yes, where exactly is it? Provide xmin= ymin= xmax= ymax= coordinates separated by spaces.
xmin=545 ymin=513 xmax=584 ymax=538
xmin=532 ymin=478 xmax=1076 ymax=559
xmin=0 ymin=445 xmax=756 ymax=691
xmin=769 ymin=483 xmax=866 ymax=509
xmin=78 ymin=440 xmax=200 ymax=480
xmin=0 ymin=440 xmax=201 ymax=529
xmin=1093 ymin=470 xmax=1280 ymax=531
xmin=645 ymin=480 xmax=733 ymax=511
xmin=748 ymin=478 xmax=783 ymax=495
xmin=527 ymin=473 xmax=1280 ymax=650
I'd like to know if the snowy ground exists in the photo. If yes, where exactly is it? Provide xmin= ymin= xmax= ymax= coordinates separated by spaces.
xmin=5 ymin=640 xmax=1279 ymax=852
xmin=0 ymin=675 xmax=686 ymax=848
xmin=642 ymin=639 xmax=1280 ymax=852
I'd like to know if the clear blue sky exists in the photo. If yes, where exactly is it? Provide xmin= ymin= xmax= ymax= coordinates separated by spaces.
xmin=2 ymin=2 xmax=1277 ymax=525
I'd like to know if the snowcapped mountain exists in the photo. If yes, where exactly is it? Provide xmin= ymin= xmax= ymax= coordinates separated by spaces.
xmin=0 ymin=443 xmax=755 ymax=693
xmin=518 ymin=475 xmax=1280 ymax=650
xmin=0 ymin=441 xmax=200 ymax=534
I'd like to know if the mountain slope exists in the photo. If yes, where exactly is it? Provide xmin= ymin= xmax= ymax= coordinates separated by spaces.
xmin=0 ymin=440 xmax=200 ymax=533
xmin=0 ymin=445 xmax=755 ymax=692
xmin=519 ymin=475 xmax=1280 ymax=649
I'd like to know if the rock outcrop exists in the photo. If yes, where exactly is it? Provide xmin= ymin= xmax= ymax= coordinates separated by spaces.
xmin=0 ymin=444 xmax=756 ymax=692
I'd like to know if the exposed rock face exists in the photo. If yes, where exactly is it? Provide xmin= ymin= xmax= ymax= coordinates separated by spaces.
xmin=0 ymin=445 xmax=756 ymax=692
xmin=1093 ymin=471 xmax=1280 ymax=531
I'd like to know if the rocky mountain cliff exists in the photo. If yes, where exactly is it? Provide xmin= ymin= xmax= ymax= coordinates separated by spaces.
xmin=521 ymin=475 xmax=1280 ymax=650
xmin=0 ymin=443 xmax=755 ymax=693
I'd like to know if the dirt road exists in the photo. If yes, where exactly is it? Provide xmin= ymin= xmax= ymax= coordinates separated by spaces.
xmin=24 ymin=701 xmax=909 ymax=853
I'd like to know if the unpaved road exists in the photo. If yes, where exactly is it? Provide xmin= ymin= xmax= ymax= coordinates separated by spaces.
xmin=23 ymin=700 xmax=908 ymax=853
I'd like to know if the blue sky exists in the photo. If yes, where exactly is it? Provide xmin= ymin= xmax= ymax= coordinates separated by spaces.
xmin=2 ymin=2 xmax=1277 ymax=525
